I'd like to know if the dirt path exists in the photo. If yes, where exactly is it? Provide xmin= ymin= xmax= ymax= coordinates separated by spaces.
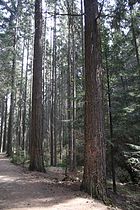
xmin=0 ymin=154 xmax=117 ymax=210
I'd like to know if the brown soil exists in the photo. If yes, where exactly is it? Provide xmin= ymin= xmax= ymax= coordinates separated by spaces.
xmin=0 ymin=154 xmax=121 ymax=210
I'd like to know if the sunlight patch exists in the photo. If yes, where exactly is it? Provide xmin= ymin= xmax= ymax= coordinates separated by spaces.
xmin=0 ymin=175 xmax=17 ymax=182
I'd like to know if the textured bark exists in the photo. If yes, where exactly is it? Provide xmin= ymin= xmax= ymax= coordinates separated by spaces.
xmin=82 ymin=0 xmax=107 ymax=201
xmin=29 ymin=0 xmax=45 ymax=172
xmin=67 ymin=12 xmax=72 ymax=170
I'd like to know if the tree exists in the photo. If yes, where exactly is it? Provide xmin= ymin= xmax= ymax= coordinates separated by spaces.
xmin=29 ymin=0 xmax=45 ymax=172
xmin=7 ymin=21 xmax=17 ymax=157
xmin=81 ymin=0 xmax=107 ymax=201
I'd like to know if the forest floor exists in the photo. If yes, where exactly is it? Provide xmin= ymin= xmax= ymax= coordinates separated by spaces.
xmin=0 ymin=154 xmax=139 ymax=210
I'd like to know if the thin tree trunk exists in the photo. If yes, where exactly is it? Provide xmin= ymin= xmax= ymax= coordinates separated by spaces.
xmin=28 ymin=80 xmax=32 ymax=156
xmin=105 ymin=53 xmax=116 ymax=193
xmin=42 ymin=16 xmax=47 ymax=154
xmin=3 ymin=95 xmax=8 ymax=152
xmin=7 ymin=31 xmax=16 ymax=157
xmin=50 ymin=2 xmax=57 ymax=166
xmin=16 ymin=41 xmax=25 ymax=154
xmin=50 ymin=36 xmax=54 ymax=166
xmin=67 ymin=10 xmax=73 ymax=170
xmin=0 ymin=99 xmax=4 ymax=152
xmin=81 ymin=0 xmax=85 ymax=87
xmin=53 ymin=2 xmax=57 ymax=166
xmin=22 ymin=40 xmax=30 ymax=151
xmin=49 ymin=18 xmax=54 ymax=165
xmin=71 ymin=0 xmax=76 ymax=170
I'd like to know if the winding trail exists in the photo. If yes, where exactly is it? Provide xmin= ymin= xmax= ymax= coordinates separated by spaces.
xmin=0 ymin=154 xmax=112 ymax=210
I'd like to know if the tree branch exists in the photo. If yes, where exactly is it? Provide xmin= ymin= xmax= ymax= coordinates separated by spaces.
xmin=46 ymin=11 xmax=85 ymax=17
xmin=96 ymin=0 xmax=105 ymax=20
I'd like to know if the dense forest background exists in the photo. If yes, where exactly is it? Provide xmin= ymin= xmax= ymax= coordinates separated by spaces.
xmin=0 ymin=0 xmax=140 ymax=201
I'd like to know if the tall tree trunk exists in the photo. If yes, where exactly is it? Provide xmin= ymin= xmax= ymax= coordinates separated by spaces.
xmin=22 ymin=39 xmax=30 ymax=151
xmin=53 ymin=3 xmax=57 ymax=166
xmin=29 ymin=0 xmax=45 ymax=172
xmin=81 ymin=0 xmax=107 ymax=201
xmin=49 ymin=20 xmax=54 ymax=165
xmin=42 ymin=16 xmax=47 ymax=156
xmin=0 ymin=99 xmax=4 ymax=152
xmin=3 ymin=95 xmax=8 ymax=152
xmin=7 ymin=0 xmax=21 ymax=157
xmin=16 ymin=41 xmax=25 ymax=156
xmin=71 ymin=0 xmax=76 ymax=170
xmin=67 ymin=15 xmax=73 ymax=170
xmin=7 ymin=30 xmax=16 ymax=157
xmin=105 ymin=53 xmax=116 ymax=193
xmin=50 ymin=2 xmax=57 ymax=166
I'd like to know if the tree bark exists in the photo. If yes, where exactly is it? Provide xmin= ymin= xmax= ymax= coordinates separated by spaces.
xmin=67 ymin=15 xmax=73 ymax=170
xmin=29 ymin=0 xmax=45 ymax=172
xmin=81 ymin=0 xmax=107 ymax=201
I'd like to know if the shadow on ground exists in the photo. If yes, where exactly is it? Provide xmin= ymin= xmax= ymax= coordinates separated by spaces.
xmin=0 ymin=155 xmax=107 ymax=210
xmin=1 ymin=154 xmax=139 ymax=210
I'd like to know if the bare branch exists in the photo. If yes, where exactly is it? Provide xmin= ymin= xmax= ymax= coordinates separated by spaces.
xmin=96 ymin=0 xmax=105 ymax=20
xmin=45 ymin=11 xmax=85 ymax=17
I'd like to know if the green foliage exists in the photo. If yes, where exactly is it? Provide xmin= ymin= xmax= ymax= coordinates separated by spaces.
xmin=102 ymin=0 xmax=140 ymax=184
xmin=11 ymin=150 xmax=29 ymax=165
